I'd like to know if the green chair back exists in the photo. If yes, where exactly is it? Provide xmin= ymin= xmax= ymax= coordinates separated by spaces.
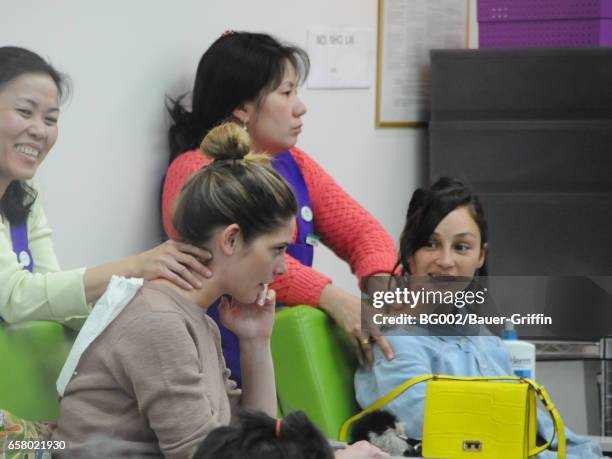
xmin=271 ymin=306 xmax=359 ymax=439
xmin=0 ymin=321 xmax=75 ymax=421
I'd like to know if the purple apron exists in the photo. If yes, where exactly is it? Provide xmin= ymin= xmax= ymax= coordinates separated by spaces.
xmin=207 ymin=150 xmax=315 ymax=386
xmin=10 ymin=223 xmax=34 ymax=272
xmin=1 ymin=222 xmax=33 ymax=322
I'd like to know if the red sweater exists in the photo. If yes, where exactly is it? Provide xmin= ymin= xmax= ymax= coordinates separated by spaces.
xmin=162 ymin=147 xmax=397 ymax=307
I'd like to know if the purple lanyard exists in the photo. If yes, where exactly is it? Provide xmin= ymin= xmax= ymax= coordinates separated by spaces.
xmin=271 ymin=150 xmax=315 ymax=266
xmin=10 ymin=222 xmax=34 ymax=273
xmin=208 ymin=150 xmax=316 ymax=387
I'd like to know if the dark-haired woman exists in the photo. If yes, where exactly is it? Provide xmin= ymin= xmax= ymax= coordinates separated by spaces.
xmin=0 ymin=46 xmax=212 ymax=324
xmin=163 ymin=32 xmax=397 ymax=381
xmin=193 ymin=410 xmax=389 ymax=459
xmin=354 ymin=177 xmax=602 ymax=458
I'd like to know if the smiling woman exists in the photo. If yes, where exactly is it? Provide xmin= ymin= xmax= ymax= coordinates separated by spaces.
xmin=0 ymin=47 xmax=216 ymax=324
xmin=354 ymin=177 xmax=603 ymax=459
xmin=0 ymin=73 xmax=59 ymax=194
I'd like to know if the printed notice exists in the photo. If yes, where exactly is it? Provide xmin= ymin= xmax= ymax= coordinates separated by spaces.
xmin=307 ymin=27 xmax=373 ymax=89
xmin=378 ymin=0 xmax=468 ymax=125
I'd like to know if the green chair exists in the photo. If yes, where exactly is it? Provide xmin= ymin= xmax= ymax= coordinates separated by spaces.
xmin=0 ymin=321 xmax=76 ymax=421
xmin=271 ymin=306 xmax=360 ymax=439
xmin=1 ymin=308 xmax=359 ymax=435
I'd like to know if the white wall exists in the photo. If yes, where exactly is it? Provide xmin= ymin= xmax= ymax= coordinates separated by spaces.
xmin=0 ymin=0 xmax=436 ymax=294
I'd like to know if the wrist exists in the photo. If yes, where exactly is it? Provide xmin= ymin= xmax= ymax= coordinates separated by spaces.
xmin=239 ymin=336 xmax=272 ymax=349
xmin=319 ymin=283 xmax=344 ymax=313
xmin=239 ymin=338 xmax=272 ymax=364
xmin=318 ymin=283 xmax=334 ymax=311
xmin=122 ymin=254 xmax=140 ymax=278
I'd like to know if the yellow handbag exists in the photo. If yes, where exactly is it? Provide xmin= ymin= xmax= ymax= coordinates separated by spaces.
xmin=340 ymin=374 xmax=566 ymax=459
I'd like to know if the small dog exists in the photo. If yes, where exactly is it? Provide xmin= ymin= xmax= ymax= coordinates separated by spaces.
xmin=349 ymin=410 xmax=421 ymax=457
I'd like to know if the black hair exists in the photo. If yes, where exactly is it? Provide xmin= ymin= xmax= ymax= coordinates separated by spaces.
xmin=0 ymin=46 xmax=69 ymax=224
xmin=395 ymin=177 xmax=488 ymax=277
xmin=173 ymin=123 xmax=297 ymax=246
xmin=191 ymin=410 xmax=334 ymax=459
xmin=167 ymin=32 xmax=310 ymax=163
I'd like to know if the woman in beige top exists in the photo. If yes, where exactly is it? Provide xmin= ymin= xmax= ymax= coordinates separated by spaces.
xmin=53 ymin=122 xmax=292 ymax=458
xmin=54 ymin=123 xmax=388 ymax=459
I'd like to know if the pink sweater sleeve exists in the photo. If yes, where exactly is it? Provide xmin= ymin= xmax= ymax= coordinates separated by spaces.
xmin=271 ymin=254 xmax=332 ymax=307
xmin=161 ymin=148 xmax=396 ymax=307
xmin=290 ymin=147 xmax=397 ymax=282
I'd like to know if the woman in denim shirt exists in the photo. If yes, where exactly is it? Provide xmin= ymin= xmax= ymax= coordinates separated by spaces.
xmin=355 ymin=177 xmax=602 ymax=458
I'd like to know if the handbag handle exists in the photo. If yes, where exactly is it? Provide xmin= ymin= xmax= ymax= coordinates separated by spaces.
xmin=339 ymin=374 xmax=566 ymax=459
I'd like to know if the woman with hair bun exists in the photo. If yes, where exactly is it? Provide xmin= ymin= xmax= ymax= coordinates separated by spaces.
xmin=53 ymin=123 xmax=298 ymax=458
xmin=0 ymin=46 xmax=213 ymax=325
xmin=163 ymin=32 xmax=397 ymax=381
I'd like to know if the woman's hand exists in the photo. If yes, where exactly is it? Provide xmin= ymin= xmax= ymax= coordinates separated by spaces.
xmin=319 ymin=284 xmax=394 ymax=367
xmin=130 ymin=240 xmax=213 ymax=290
xmin=335 ymin=441 xmax=390 ymax=459
xmin=229 ymin=287 xmax=277 ymax=416
xmin=84 ymin=240 xmax=214 ymax=304
xmin=219 ymin=287 xmax=276 ymax=341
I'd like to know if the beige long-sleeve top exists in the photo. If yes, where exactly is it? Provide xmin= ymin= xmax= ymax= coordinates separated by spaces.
xmin=53 ymin=282 xmax=241 ymax=458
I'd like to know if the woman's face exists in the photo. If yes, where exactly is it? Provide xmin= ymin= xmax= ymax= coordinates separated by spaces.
xmin=227 ymin=218 xmax=295 ymax=304
xmin=0 ymin=73 xmax=59 ymax=194
xmin=408 ymin=206 xmax=485 ymax=289
xmin=240 ymin=61 xmax=307 ymax=154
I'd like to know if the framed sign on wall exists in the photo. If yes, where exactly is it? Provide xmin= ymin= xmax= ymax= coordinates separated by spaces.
xmin=376 ymin=0 xmax=470 ymax=127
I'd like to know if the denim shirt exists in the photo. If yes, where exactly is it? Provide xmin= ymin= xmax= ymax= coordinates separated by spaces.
xmin=355 ymin=328 xmax=603 ymax=458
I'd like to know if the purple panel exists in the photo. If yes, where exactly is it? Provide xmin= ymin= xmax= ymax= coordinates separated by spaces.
xmin=601 ymin=19 xmax=612 ymax=40
xmin=478 ymin=0 xmax=612 ymax=22
xmin=479 ymin=19 xmax=612 ymax=48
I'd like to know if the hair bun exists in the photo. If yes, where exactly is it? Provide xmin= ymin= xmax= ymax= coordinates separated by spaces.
xmin=200 ymin=122 xmax=250 ymax=161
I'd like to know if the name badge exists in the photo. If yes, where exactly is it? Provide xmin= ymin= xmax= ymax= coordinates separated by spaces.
xmin=306 ymin=233 xmax=319 ymax=247
xmin=18 ymin=250 xmax=31 ymax=269
xmin=300 ymin=205 xmax=313 ymax=222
